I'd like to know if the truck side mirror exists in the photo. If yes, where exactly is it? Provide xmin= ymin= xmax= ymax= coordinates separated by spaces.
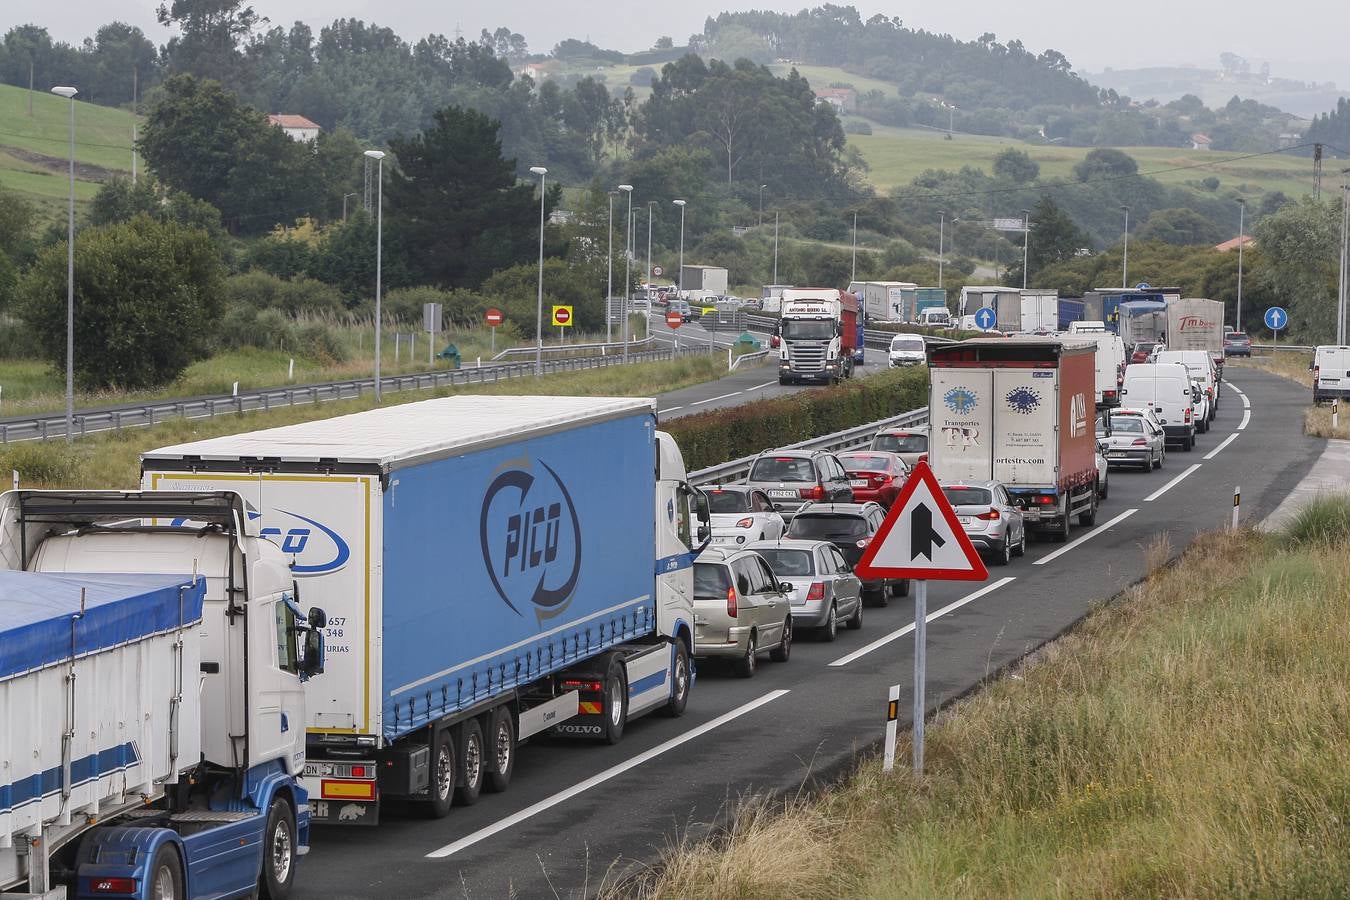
xmin=308 ymin=606 xmax=327 ymax=629
xmin=301 ymin=629 xmax=325 ymax=677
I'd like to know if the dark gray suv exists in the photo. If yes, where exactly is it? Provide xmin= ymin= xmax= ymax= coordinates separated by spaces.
xmin=743 ymin=449 xmax=854 ymax=519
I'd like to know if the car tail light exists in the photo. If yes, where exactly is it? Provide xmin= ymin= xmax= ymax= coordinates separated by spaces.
xmin=726 ymin=584 xmax=737 ymax=618
xmin=976 ymin=509 xmax=1001 ymax=520
xmin=871 ymin=473 xmax=891 ymax=486
xmin=855 ymin=536 xmax=871 ymax=549
xmin=1103 ymin=390 xmax=1117 ymax=400
xmin=735 ymin=517 xmax=754 ymax=529
xmin=806 ymin=582 xmax=825 ymax=602
xmin=918 ymin=454 xmax=928 ymax=463
xmin=799 ymin=484 xmax=825 ymax=501
xmin=1036 ymin=495 xmax=1056 ymax=505
xmin=90 ymin=879 xmax=137 ymax=894
xmin=1132 ymin=438 xmax=1148 ymax=446
xmin=1184 ymin=407 xmax=1192 ymax=423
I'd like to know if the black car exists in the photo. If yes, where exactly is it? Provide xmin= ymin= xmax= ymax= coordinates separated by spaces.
xmin=785 ymin=501 xmax=908 ymax=606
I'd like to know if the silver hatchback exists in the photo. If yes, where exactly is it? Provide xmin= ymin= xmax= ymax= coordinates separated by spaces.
xmin=939 ymin=480 xmax=1026 ymax=566
xmin=747 ymin=539 xmax=863 ymax=641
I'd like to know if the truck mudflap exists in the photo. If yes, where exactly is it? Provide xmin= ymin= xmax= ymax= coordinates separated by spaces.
xmin=303 ymin=760 xmax=379 ymax=826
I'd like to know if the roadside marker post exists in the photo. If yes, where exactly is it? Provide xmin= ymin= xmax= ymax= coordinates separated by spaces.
xmin=883 ymin=684 xmax=901 ymax=771
xmin=1232 ymin=485 xmax=1241 ymax=530
xmin=1334 ymin=401 xmax=1340 ymax=430
xmin=856 ymin=460 xmax=989 ymax=777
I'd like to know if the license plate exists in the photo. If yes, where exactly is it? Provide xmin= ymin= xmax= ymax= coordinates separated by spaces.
xmin=957 ymin=516 xmax=973 ymax=525
xmin=1109 ymin=451 xmax=1127 ymax=458
xmin=769 ymin=490 xmax=797 ymax=498
xmin=850 ymin=479 xmax=867 ymax=488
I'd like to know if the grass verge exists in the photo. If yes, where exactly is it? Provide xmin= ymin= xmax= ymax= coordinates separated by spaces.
xmin=0 ymin=354 xmax=742 ymax=489
xmin=619 ymin=502 xmax=1350 ymax=898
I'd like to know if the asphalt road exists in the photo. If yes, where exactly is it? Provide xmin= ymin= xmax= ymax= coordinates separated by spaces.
xmin=296 ymin=367 xmax=1317 ymax=900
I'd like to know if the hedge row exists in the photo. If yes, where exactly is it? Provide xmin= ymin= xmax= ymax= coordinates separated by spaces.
xmin=664 ymin=366 xmax=930 ymax=473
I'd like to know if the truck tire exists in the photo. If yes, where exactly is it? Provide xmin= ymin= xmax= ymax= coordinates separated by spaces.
xmin=1053 ymin=499 xmax=1072 ymax=543
xmin=486 ymin=706 xmax=515 ymax=793
xmin=148 ymin=844 xmax=184 ymax=900
xmin=259 ymin=796 xmax=296 ymax=900
xmin=1079 ymin=493 xmax=1098 ymax=527
xmin=601 ymin=656 xmax=629 ymax=744
xmin=660 ymin=640 xmax=691 ymax=718
xmin=455 ymin=720 xmax=485 ymax=805
xmin=421 ymin=729 xmax=456 ymax=818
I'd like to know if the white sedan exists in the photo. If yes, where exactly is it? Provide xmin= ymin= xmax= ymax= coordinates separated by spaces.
xmin=702 ymin=486 xmax=787 ymax=547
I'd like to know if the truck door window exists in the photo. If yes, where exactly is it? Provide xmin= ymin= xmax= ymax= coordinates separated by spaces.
xmin=674 ymin=484 xmax=695 ymax=549
xmin=274 ymin=600 xmax=300 ymax=674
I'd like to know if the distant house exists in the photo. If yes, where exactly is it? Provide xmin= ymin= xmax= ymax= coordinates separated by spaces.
xmin=1215 ymin=235 xmax=1255 ymax=253
xmin=267 ymin=114 xmax=321 ymax=143
xmin=1190 ymin=133 xmax=1213 ymax=151
xmin=548 ymin=209 xmax=575 ymax=226
xmin=813 ymin=87 xmax=857 ymax=113
xmin=517 ymin=60 xmax=561 ymax=81
xmin=1278 ymin=132 xmax=1302 ymax=149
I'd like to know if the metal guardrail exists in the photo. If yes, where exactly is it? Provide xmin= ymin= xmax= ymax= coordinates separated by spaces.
xmin=490 ymin=335 xmax=658 ymax=362
xmin=728 ymin=349 xmax=771 ymax=372
xmin=1250 ymin=343 xmax=1313 ymax=352
xmin=688 ymin=406 xmax=930 ymax=486
xmin=2 ymin=347 xmax=701 ymax=444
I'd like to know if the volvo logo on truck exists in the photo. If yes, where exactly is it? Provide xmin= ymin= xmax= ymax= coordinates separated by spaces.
xmin=480 ymin=459 xmax=583 ymax=621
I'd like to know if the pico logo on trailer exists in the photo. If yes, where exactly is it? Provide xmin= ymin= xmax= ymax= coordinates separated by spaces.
xmin=479 ymin=458 xmax=583 ymax=622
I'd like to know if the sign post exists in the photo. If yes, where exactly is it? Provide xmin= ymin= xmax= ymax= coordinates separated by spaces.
xmin=702 ymin=306 xmax=717 ymax=354
xmin=484 ymin=307 xmax=504 ymax=356
xmin=1264 ymin=306 xmax=1287 ymax=351
xmin=423 ymin=302 xmax=443 ymax=366
xmin=551 ymin=305 xmax=573 ymax=346
xmin=855 ymin=460 xmax=988 ymax=777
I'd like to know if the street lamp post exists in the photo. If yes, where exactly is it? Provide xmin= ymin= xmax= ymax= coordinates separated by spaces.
xmin=1121 ymin=205 xmax=1131 ymax=290
xmin=851 ymin=211 xmax=858 ymax=282
xmin=758 ymin=184 xmax=767 ymax=228
xmin=673 ymin=199 xmax=687 ymax=297
xmin=342 ymin=192 xmax=358 ymax=222
xmin=606 ymin=191 xmax=616 ymax=343
xmin=1338 ymin=180 xmax=1349 ymax=344
xmin=937 ymin=211 xmax=946 ymax=290
xmin=530 ymin=166 xmax=548 ymax=375
xmin=645 ymin=201 xmax=655 ymax=342
xmin=773 ymin=211 xmax=779 ymax=284
xmin=52 ymin=85 xmax=77 ymax=441
xmin=619 ymin=184 xmax=634 ymax=363
xmin=1021 ymin=209 xmax=1030 ymax=290
xmin=363 ymin=150 xmax=386 ymax=401
xmin=1236 ymin=198 xmax=1246 ymax=331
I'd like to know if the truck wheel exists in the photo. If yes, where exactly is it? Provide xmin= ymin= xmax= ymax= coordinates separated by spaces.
xmin=421 ymin=729 xmax=456 ymax=818
xmin=148 ymin=845 xmax=184 ymax=900
xmin=259 ymin=796 xmax=296 ymax=900
xmin=770 ymin=617 xmax=793 ymax=662
xmin=660 ymin=640 xmax=691 ymax=717
xmin=1054 ymin=500 xmax=1072 ymax=543
xmin=734 ymin=632 xmax=758 ymax=678
xmin=486 ymin=707 xmax=515 ymax=793
xmin=601 ymin=657 xmax=629 ymax=744
xmin=455 ymin=720 xmax=485 ymax=805
xmin=1079 ymin=494 xmax=1098 ymax=527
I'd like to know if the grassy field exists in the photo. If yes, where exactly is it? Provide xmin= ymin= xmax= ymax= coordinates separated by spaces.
xmin=850 ymin=121 xmax=1319 ymax=198
xmin=0 ymin=353 xmax=738 ymax=489
xmin=621 ymin=502 xmax=1350 ymax=897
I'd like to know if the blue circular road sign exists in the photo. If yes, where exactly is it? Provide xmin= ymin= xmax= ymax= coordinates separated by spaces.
xmin=1264 ymin=306 xmax=1288 ymax=331
xmin=974 ymin=307 xmax=996 ymax=330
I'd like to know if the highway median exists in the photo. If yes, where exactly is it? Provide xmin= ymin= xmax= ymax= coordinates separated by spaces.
xmin=618 ymin=498 xmax=1350 ymax=898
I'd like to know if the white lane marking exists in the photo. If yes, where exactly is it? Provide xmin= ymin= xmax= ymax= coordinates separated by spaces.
xmin=658 ymin=406 xmax=683 ymax=414
xmin=1143 ymin=463 xmax=1202 ymax=502
xmin=424 ymin=689 xmax=791 ymax=859
xmin=1237 ymin=408 xmax=1251 ymax=430
xmin=748 ymin=380 xmax=777 ymax=391
xmin=1203 ymin=433 xmax=1240 ymax=459
xmin=691 ymin=391 xmax=742 ymax=406
xmin=1033 ymin=508 xmax=1139 ymax=566
xmin=827 ymin=577 xmax=1016 ymax=668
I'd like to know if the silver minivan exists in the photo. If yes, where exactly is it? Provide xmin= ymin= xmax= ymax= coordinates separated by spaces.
xmin=692 ymin=547 xmax=793 ymax=677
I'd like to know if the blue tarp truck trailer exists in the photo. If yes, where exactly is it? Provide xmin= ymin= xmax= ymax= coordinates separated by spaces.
xmin=0 ymin=489 xmax=327 ymax=899
xmin=141 ymin=396 xmax=706 ymax=825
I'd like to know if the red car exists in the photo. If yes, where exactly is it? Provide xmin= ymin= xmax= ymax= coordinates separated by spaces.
xmin=836 ymin=451 xmax=909 ymax=508
xmin=1130 ymin=341 xmax=1161 ymax=363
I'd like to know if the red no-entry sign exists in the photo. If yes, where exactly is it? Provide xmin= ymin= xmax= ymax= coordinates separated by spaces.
xmin=484 ymin=308 xmax=504 ymax=327
xmin=666 ymin=311 xmax=683 ymax=329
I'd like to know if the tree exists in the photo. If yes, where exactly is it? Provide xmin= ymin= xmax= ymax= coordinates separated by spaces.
xmin=655 ymin=36 xmax=674 ymax=50
xmin=992 ymin=148 xmax=1039 ymax=183
xmin=386 ymin=106 xmax=558 ymax=288
xmin=17 ymin=216 xmax=224 ymax=389
xmin=157 ymin=0 xmax=262 ymax=83
xmin=1251 ymin=197 xmax=1341 ymax=341
xmin=0 ymin=186 xmax=36 ymax=263
xmin=1072 ymin=148 xmax=1138 ymax=183
xmin=1135 ymin=208 xmax=1221 ymax=246
xmin=1007 ymin=196 xmax=1090 ymax=286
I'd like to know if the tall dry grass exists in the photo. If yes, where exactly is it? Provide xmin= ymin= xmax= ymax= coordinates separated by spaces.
xmin=619 ymin=508 xmax=1350 ymax=898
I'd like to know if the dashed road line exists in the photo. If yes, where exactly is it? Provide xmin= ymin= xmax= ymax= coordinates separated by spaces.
xmin=1033 ymin=508 xmax=1139 ymax=565
xmin=1143 ymin=463 xmax=1202 ymax=502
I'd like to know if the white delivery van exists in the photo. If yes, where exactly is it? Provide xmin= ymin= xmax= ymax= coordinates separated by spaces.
xmin=1312 ymin=345 xmax=1350 ymax=403
xmin=888 ymin=333 xmax=927 ymax=367
xmin=1121 ymin=362 xmax=1198 ymax=451
xmin=1155 ymin=349 xmax=1219 ymax=426
xmin=918 ymin=307 xmax=952 ymax=328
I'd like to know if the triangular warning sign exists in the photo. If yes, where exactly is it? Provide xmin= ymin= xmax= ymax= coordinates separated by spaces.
xmin=855 ymin=460 xmax=989 ymax=582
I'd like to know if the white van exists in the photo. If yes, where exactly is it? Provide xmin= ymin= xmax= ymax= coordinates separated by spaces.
xmin=888 ymin=333 xmax=927 ymax=367
xmin=1312 ymin=346 xmax=1350 ymax=403
xmin=1121 ymin=363 xmax=1198 ymax=451
xmin=1155 ymin=349 xmax=1219 ymax=427
xmin=1065 ymin=329 xmax=1127 ymax=408
xmin=917 ymin=307 xmax=951 ymax=328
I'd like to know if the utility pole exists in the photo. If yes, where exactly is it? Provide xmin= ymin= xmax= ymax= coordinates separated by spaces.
xmin=606 ymin=191 xmax=616 ymax=343
xmin=1121 ymin=205 xmax=1131 ymax=289
xmin=1314 ymin=144 xmax=1324 ymax=202
xmin=1338 ymin=179 xmax=1349 ymax=345
xmin=1020 ymin=210 xmax=1030 ymax=290
xmin=851 ymin=211 xmax=858 ymax=282
xmin=1236 ymin=199 xmax=1246 ymax=331
xmin=27 ymin=60 xmax=33 ymax=116
xmin=131 ymin=67 xmax=138 ymax=183
xmin=937 ymin=211 xmax=946 ymax=290
xmin=759 ymin=184 xmax=767 ymax=228
xmin=772 ymin=211 xmax=779 ymax=285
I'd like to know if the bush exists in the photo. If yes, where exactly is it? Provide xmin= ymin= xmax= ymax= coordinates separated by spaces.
xmin=665 ymin=367 xmax=929 ymax=471
xmin=0 ymin=442 xmax=77 ymax=485
xmin=1282 ymin=495 xmax=1350 ymax=548
xmin=295 ymin=323 xmax=348 ymax=365
xmin=224 ymin=271 xmax=345 ymax=315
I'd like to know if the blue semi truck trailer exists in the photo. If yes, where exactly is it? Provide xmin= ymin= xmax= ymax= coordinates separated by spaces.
xmin=140 ymin=396 xmax=708 ymax=825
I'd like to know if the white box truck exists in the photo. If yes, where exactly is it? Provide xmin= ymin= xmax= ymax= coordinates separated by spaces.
xmin=848 ymin=281 xmax=915 ymax=323
xmin=140 ymin=396 xmax=708 ymax=826
xmin=680 ymin=265 xmax=728 ymax=301
xmin=0 ymin=490 xmax=326 ymax=899
xmin=1165 ymin=298 xmax=1225 ymax=376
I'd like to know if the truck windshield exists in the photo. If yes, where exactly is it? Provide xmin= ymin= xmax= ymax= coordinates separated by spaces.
xmin=782 ymin=320 xmax=835 ymax=340
xmin=707 ymin=490 xmax=751 ymax=513
xmin=755 ymin=549 xmax=814 ymax=577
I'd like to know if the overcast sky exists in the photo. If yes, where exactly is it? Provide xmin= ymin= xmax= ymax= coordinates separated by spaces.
xmin=8 ymin=0 xmax=1346 ymax=90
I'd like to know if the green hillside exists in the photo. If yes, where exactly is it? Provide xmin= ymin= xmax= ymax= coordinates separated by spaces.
xmin=0 ymin=82 xmax=135 ymax=212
